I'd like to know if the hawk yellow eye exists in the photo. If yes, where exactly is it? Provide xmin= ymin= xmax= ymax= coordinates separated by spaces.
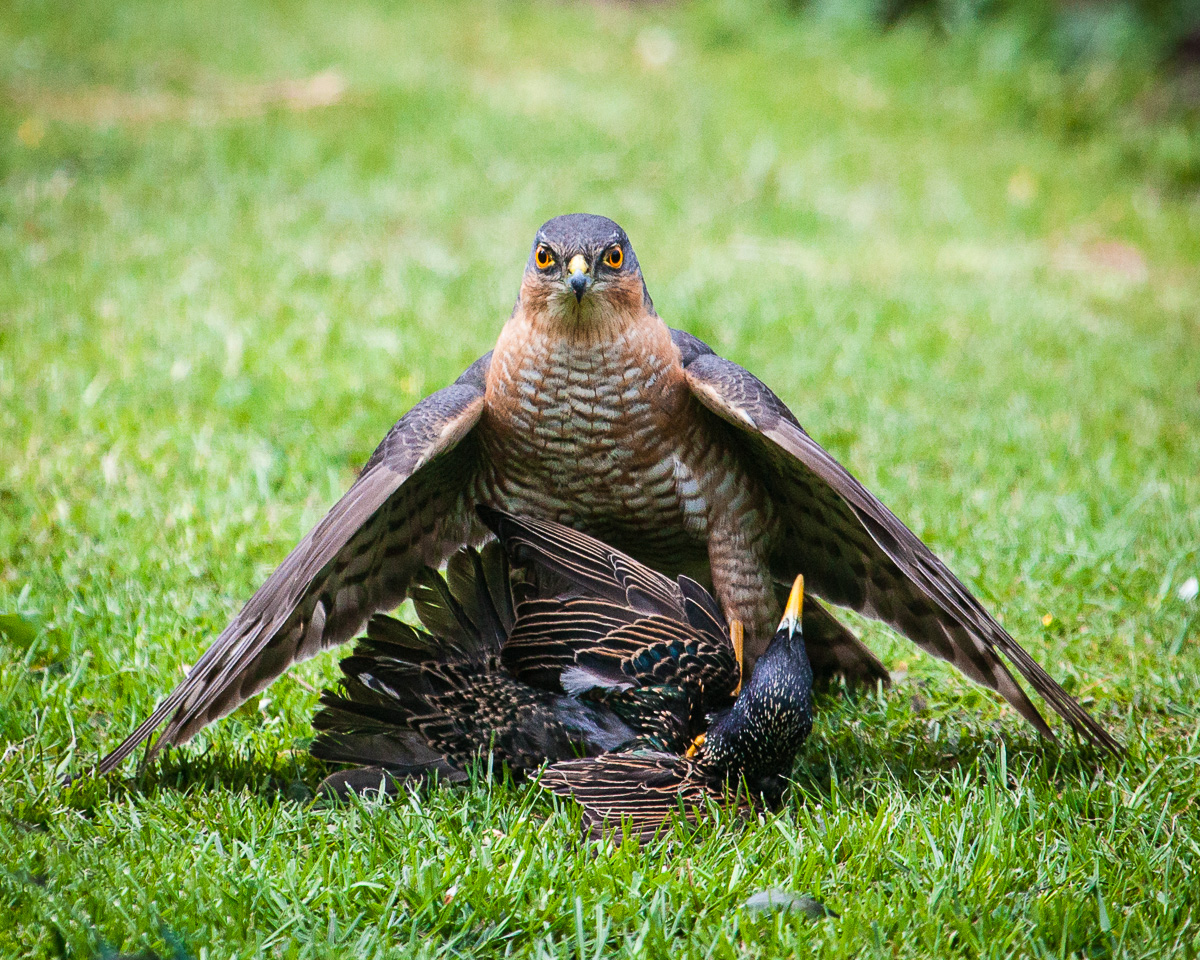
xmin=535 ymin=245 xmax=555 ymax=270
xmin=604 ymin=245 xmax=623 ymax=269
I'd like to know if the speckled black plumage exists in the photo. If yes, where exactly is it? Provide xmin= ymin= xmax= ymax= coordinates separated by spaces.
xmin=698 ymin=608 xmax=814 ymax=802
xmin=541 ymin=582 xmax=815 ymax=841
xmin=310 ymin=510 xmax=742 ymax=792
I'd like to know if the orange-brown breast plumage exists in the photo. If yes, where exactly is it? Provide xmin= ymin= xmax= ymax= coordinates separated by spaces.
xmin=478 ymin=271 xmax=781 ymax=646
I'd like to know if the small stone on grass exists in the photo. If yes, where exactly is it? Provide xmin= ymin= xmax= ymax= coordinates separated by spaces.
xmin=743 ymin=889 xmax=838 ymax=919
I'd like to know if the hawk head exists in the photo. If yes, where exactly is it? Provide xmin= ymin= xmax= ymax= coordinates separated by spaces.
xmin=520 ymin=214 xmax=655 ymax=326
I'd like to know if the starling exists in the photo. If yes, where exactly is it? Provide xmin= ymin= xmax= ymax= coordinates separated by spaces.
xmin=542 ymin=574 xmax=815 ymax=842
xmin=311 ymin=508 xmax=743 ymax=792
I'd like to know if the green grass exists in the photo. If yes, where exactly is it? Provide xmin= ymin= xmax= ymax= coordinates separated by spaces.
xmin=3 ymin=0 xmax=1200 ymax=956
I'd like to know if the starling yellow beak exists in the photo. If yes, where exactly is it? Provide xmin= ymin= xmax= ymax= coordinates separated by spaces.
xmin=779 ymin=575 xmax=804 ymax=638
xmin=566 ymin=254 xmax=591 ymax=301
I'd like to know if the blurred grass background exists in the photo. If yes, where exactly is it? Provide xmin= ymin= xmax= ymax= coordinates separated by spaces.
xmin=2 ymin=0 xmax=1199 ymax=957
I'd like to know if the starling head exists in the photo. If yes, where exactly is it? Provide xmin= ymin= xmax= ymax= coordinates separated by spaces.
xmin=776 ymin=574 xmax=805 ymax=652
xmin=700 ymin=574 xmax=814 ymax=803
xmin=520 ymin=214 xmax=654 ymax=328
xmin=747 ymin=575 xmax=813 ymax=705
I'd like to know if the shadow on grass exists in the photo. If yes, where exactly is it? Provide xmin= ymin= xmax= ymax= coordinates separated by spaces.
xmin=61 ymin=686 xmax=1129 ymax=825
xmin=789 ymin=685 xmax=1125 ymax=810
xmin=68 ymin=740 xmax=520 ymax=813
xmin=60 ymin=742 xmax=328 ymax=811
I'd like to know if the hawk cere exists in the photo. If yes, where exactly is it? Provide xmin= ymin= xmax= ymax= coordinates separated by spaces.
xmin=94 ymin=213 xmax=1117 ymax=777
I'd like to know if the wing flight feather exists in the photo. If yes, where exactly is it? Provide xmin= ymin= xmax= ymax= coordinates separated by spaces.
xmin=93 ymin=356 xmax=493 ymax=775
xmin=674 ymin=331 xmax=1118 ymax=753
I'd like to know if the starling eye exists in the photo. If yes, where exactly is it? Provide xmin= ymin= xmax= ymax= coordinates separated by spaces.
xmin=604 ymin=245 xmax=623 ymax=269
xmin=535 ymin=245 xmax=555 ymax=270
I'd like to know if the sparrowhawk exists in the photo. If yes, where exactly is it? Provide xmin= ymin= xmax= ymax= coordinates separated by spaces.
xmin=93 ymin=213 xmax=1118 ymax=775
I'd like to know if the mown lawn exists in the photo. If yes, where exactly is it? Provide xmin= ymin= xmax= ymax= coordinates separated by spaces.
xmin=2 ymin=1 xmax=1199 ymax=957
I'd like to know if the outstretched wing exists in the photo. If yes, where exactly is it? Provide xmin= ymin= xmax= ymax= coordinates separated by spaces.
xmin=93 ymin=355 xmax=493 ymax=775
xmin=672 ymin=330 xmax=1119 ymax=753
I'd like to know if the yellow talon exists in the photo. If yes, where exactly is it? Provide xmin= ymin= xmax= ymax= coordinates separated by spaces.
xmin=729 ymin=619 xmax=744 ymax=697
xmin=685 ymin=732 xmax=706 ymax=758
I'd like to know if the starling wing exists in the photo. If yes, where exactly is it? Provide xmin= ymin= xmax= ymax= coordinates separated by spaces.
xmin=673 ymin=330 xmax=1119 ymax=753
xmin=93 ymin=355 xmax=493 ymax=775
xmin=479 ymin=507 xmax=689 ymax=617
xmin=312 ymin=545 xmax=638 ymax=780
xmin=481 ymin=510 xmax=739 ymax=707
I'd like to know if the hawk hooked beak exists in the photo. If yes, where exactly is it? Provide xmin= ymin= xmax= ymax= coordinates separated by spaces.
xmin=566 ymin=254 xmax=591 ymax=302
